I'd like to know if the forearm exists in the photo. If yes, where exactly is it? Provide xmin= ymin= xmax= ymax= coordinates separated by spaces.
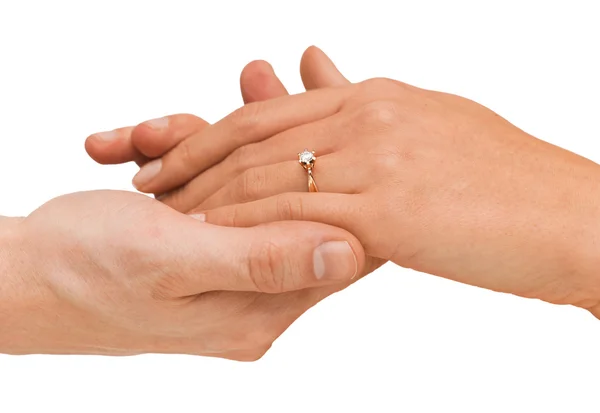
xmin=0 ymin=216 xmax=26 ymax=290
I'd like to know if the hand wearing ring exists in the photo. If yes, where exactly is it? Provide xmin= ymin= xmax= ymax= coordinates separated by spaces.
xmin=91 ymin=49 xmax=600 ymax=320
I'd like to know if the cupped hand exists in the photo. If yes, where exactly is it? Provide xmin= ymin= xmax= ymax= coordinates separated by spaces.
xmin=2 ymin=190 xmax=363 ymax=358
xmin=128 ymin=70 xmax=600 ymax=316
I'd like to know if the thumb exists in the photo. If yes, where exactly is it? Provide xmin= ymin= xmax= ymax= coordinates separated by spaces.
xmin=167 ymin=217 xmax=364 ymax=296
xmin=300 ymin=46 xmax=350 ymax=90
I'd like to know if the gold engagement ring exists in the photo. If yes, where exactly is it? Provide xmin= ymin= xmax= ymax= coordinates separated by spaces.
xmin=298 ymin=149 xmax=318 ymax=193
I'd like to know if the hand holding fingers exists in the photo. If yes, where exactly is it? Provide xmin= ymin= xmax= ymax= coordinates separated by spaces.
xmin=19 ymin=190 xmax=365 ymax=356
xmin=162 ymin=218 xmax=363 ymax=296
xmin=145 ymin=211 xmax=366 ymax=359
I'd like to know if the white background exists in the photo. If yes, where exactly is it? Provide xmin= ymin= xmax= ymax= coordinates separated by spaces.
xmin=1 ymin=1 xmax=600 ymax=412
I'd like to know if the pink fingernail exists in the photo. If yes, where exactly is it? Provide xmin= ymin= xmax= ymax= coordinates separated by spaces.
xmin=93 ymin=130 xmax=118 ymax=141
xmin=144 ymin=117 xmax=170 ymax=130
xmin=313 ymin=241 xmax=358 ymax=281
xmin=132 ymin=158 xmax=162 ymax=190
xmin=189 ymin=214 xmax=206 ymax=222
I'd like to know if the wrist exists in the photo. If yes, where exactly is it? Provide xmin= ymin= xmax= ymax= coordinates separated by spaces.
xmin=562 ymin=167 xmax=600 ymax=319
xmin=0 ymin=217 xmax=55 ymax=354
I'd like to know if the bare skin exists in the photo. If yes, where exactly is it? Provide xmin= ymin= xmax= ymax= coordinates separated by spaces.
xmin=93 ymin=47 xmax=600 ymax=319
xmin=0 ymin=191 xmax=362 ymax=358
xmin=1 ymin=48 xmax=365 ymax=359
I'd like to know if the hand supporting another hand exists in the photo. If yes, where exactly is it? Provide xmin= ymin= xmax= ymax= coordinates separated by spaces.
xmin=87 ymin=46 xmax=385 ymax=277
xmin=112 ymin=49 xmax=600 ymax=318
xmin=0 ymin=190 xmax=363 ymax=358
xmin=67 ymin=47 xmax=369 ymax=359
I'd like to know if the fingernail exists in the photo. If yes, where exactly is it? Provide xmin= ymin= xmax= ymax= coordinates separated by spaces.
xmin=144 ymin=117 xmax=169 ymax=130
xmin=189 ymin=213 xmax=206 ymax=222
xmin=132 ymin=158 xmax=162 ymax=190
xmin=93 ymin=130 xmax=118 ymax=141
xmin=313 ymin=241 xmax=358 ymax=281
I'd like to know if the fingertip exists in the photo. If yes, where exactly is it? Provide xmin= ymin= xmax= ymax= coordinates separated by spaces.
xmin=300 ymin=45 xmax=349 ymax=90
xmin=301 ymin=45 xmax=323 ymax=62
xmin=318 ymin=226 xmax=366 ymax=280
xmin=84 ymin=127 xmax=138 ymax=165
xmin=300 ymin=45 xmax=325 ymax=74
xmin=240 ymin=60 xmax=275 ymax=81
xmin=240 ymin=59 xmax=288 ymax=104
xmin=84 ymin=134 xmax=100 ymax=161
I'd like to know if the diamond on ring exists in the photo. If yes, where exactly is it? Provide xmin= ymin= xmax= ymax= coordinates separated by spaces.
xmin=298 ymin=149 xmax=316 ymax=167
xmin=298 ymin=149 xmax=318 ymax=192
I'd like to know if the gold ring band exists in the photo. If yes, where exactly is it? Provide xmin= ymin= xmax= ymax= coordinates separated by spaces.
xmin=298 ymin=149 xmax=319 ymax=193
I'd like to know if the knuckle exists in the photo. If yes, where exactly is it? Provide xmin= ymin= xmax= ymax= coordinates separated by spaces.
xmin=375 ymin=152 xmax=404 ymax=177
xmin=354 ymin=100 xmax=402 ymax=132
xmin=229 ymin=103 xmax=261 ymax=138
xmin=207 ymin=204 xmax=240 ymax=227
xmin=247 ymin=240 xmax=287 ymax=293
xmin=361 ymin=77 xmax=403 ymax=94
xmin=237 ymin=167 xmax=266 ymax=202
xmin=355 ymin=77 xmax=411 ymax=103
xmin=363 ymin=76 xmax=394 ymax=90
xmin=367 ymin=143 xmax=417 ymax=179
xmin=275 ymin=195 xmax=304 ymax=221
xmin=177 ymin=137 xmax=195 ymax=166
xmin=228 ymin=144 xmax=254 ymax=174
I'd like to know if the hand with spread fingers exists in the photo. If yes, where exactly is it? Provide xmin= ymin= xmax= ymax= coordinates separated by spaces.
xmin=96 ymin=47 xmax=600 ymax=320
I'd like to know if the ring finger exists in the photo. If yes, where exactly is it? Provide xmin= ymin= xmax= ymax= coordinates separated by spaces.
xmin=192 ymin=153 xmax=363 ymax=212
xmin=160 ymin=113 xmax=351 ymax=212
